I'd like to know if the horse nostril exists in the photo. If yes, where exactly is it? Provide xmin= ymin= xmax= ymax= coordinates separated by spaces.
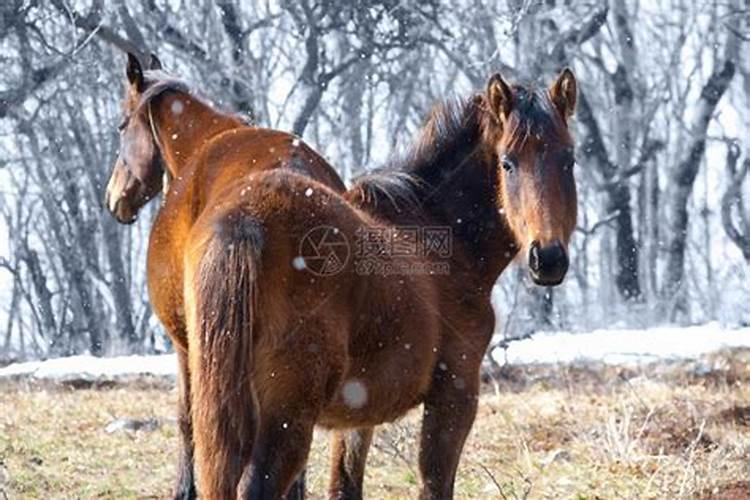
xmin=529 ymin=241 xmax=542 ymax=272
xmin=546 ymin=241 xmax=566 ymax=264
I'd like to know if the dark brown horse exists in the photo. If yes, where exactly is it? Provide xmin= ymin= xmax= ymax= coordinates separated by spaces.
xmin=321 ymin=70 xmax=578 ymax=499
xmin=104 ymin=53 xmax=344 ymax=499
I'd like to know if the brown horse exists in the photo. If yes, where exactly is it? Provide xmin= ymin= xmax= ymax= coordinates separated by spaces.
xmin=104 ymin=53 xmax=344 ymax=499
xmin=319 ymin=70 xmax=578 ymax=499
xmin=107 ymin=54 xmax=577 ymax=498
xmin=197 ymin=71 xmax=576 ymax=498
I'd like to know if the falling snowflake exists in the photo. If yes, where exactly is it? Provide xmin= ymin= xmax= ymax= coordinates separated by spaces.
xmin=171 ymin=100 xmax=184 ymax=115
xmin=341 ymin=379 xmax=367 ymax=409
xmin=292 ymin=256 xmax=306 ymax=270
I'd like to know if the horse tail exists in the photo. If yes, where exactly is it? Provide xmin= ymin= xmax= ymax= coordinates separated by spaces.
xmin=187 ymin=209 xmax=263 ymax=499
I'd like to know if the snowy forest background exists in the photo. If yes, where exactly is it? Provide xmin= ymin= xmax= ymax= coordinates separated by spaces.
xmin=0 ymin=0 xmax=749 ymax=361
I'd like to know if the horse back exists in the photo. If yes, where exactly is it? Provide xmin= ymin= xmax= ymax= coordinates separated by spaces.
xmin=146 ymin=127 xmax=345 ymax=350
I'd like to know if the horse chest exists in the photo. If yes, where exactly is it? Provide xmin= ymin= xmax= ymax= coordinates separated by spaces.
xmin=146 ymin=220 xmax=187 ymax=345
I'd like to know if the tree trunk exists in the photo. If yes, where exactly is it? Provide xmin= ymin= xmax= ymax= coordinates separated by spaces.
xmin=721 ymin=142 xmax=750 ymax=260
xmin=664 ymin=50 xmax=737 ymax=296
xmin=101 ymin=218 xmax=139 ymax=351
xmin=578 ymin=92 xmax=641 ymax=299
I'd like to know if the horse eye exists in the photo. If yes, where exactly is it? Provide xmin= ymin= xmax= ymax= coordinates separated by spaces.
xmin=501 ymin=155 xmax=516 ymax=173
xmin=562 ymin=149 xmax=575 ymax=171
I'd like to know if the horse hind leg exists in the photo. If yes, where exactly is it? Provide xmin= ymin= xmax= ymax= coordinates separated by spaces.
xmin=328 ymin=427 xmax=374 ymax=500
xmin=284 ymin=469 xmax=306 ymax=500
xmin=283 ymin=426 xmax=374 ymax=500
xmin=237 ymin=370 xmax=325 ymax=499
xmin=237 ymin=410 xmax=316 ymax=500
xmin=174 ymin=348 xmax=197 ymax=500
xmin=239 ymin=320 xmax=346 ymax=499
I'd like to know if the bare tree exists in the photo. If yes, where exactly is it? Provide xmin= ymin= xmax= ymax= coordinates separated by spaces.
xmin=664 ymin=11 xmax=740 ymax=300
xmin=721 ymin=141 xmax=750 ymax=260
xmin=1 ymin=0 xmax=749 ymax=359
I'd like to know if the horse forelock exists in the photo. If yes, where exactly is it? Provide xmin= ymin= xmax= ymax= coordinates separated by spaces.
xmin=503 ymin=86 xmax=565 ymax=149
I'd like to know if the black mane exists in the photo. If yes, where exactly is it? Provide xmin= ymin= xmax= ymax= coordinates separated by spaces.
xmin=397 ymin=96 xmax=484 ymax=182
xmin=135 ymin=71 xmax=192 ymax=116
xmin=348 ymin=96 xmax=486 ymax=221
xmin=135 ymin=70 xmax=252 ymax=126
xmin=349 ymin=85 xmax=562 ymax=216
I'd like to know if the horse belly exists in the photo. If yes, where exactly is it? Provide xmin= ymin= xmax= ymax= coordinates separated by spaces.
xmin=318 ymin=334 xmax=439 ymax=428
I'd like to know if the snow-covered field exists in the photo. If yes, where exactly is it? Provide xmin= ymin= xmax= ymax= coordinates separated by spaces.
xmin=1 ymin=323 xmax=749 ymax=380
xmin=494 ymin=322 xmax=750 ymax=365
xmin=0 ymin=354 xmax=176 ymax=380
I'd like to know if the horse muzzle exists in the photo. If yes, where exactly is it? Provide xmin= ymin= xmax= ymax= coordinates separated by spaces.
xmin=104 ymin=164 xmax=141 ymax=224
xmin=106 ymin=195 xmax=138 ymax=225
xmin=528 ymin=240 xmax=568 ymax=286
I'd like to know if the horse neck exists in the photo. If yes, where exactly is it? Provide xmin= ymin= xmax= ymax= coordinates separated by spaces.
xmin=150 ymin=91 xmax=245 ymax=177
xmin=413 ymin=146 xmax=516 ymax=285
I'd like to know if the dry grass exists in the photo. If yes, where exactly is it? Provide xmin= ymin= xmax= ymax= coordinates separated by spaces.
xmin=1 ymin=349 xmax=749 ymax=499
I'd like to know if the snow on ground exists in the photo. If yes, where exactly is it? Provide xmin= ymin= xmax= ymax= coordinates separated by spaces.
xmin=494 ymin=322 xmax=750 ymax=365
xmin=0 ymin=354 xmax=176 ymax=380
xmin=1 ymin=323 xmax=749 ymax=380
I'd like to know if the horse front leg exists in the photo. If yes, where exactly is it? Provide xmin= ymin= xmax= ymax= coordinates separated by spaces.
xmin=174 ymin=347 xmax=197 ymax=500
xmin=328 ymin=427 xmax=374 ymax=499
xmin=284 ymin=469 xmax=306 ymax=500
xmin=418 ymin=363 xmax=480 ymax=500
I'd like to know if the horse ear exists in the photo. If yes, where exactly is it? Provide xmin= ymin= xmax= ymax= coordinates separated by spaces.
xmin=487 ymin=73 xmax=513 ymax=122
xmin=149 ymin=53 xmax=163 ymax=71
xmin=550 ymin=68 xmax=577 ymax=120
xmin=126 ymin=52 xmax=144 ymax=91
